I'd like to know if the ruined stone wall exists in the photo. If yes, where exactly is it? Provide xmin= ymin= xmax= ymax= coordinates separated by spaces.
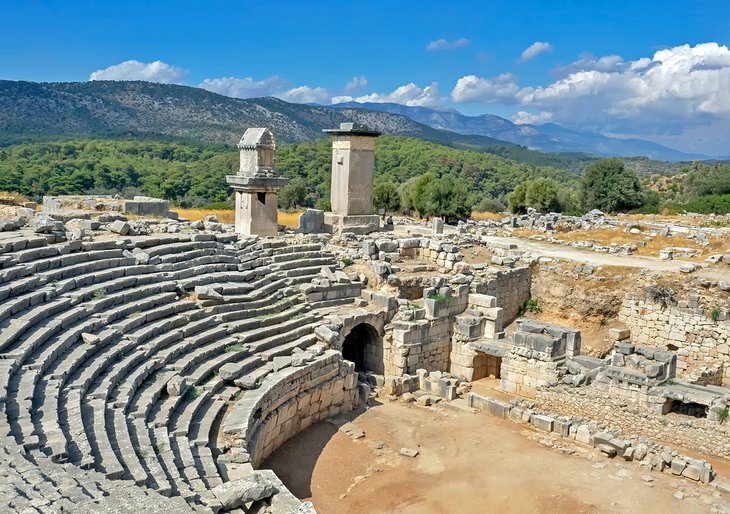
xmin=619 ymin=294 xmax=730 ymax=381
xmin=535 ymin=386 xmax=730 ymax=459
xmin=390 ymin=318 xmax=451 ymax=375
xmin=474 ymin=267 xmax=531 ymax=323
xmin=500 ymin=351 xmax=562 ymax=398
xmin=223 ymin=351 xmax=359 ymax=467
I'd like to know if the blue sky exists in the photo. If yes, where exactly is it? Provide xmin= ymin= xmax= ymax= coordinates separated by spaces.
xmin=2 ymin=1 xmax=730 ymax=154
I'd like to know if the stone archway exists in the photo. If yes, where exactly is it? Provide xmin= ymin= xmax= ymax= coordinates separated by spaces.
xmin=341 ymin=323 xmax=384 ymax=374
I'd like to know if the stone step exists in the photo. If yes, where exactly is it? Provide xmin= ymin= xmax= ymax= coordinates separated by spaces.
xmin=258 ymin=333 xmax=319 ymax=361
xmin=246 ymin=319 xmax=317 ymax=354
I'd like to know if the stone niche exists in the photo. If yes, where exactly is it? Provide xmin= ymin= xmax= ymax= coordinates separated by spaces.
xmin=226 ymin=128 xmax=288 ymax=237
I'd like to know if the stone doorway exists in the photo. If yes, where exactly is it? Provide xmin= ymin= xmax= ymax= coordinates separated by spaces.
xmin=473 ymin=353 xmax=502 ymax=381
xmin=342 ymin=323 xmax=383 ymax=374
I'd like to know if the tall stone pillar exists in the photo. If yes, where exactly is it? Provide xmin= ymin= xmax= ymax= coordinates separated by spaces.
xmin=226 ymin=128 xmax=288 ymax=237
xmin=322 ymin=123 xmax=381 ymax=235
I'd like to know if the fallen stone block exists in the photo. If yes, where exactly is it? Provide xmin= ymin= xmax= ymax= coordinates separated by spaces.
xmin=167 ymin=375 xmax=187 ymax=396
xmin=400 ymin=448 xmax=419 ymax=458
xmin=598 ymin=444 xmax=617 ymax=457
xmin=210 ymin=474 xmax=275 ymax=510
xmin=109 ymin=220 xmax=130 ymax=236
xmin=575 ymin=425 xmax=592 ymax=445
xmin=530 ymin=414 xmax=554 ymax=433
xmin=682 ymin=465 xmax=701 ymax=481
xmin=670 ymin=458 xmax=687 ymax=475
xmin=272 ymin=356 xmax=292 ymax=372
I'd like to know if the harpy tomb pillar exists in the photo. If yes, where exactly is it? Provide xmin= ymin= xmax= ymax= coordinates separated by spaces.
xmin=226 ymin=128 xmax=288 ymax=236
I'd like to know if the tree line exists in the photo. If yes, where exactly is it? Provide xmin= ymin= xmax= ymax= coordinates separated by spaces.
xmin=1 ymin=137 xmax=728 ymax=218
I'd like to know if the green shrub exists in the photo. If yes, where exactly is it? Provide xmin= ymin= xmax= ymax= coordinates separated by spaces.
xmin=92 ymin=288 xmax=108 ymax=299
xmin=520 ymin=298 xmax=541 ymax=314
xmin=341 ymin=257 xmax=353 ymax=267
xmin=719 ymin=407 xmax=729 ymax=424
xmin=711 ymin=308 xmax=723 ymax=322
xmin=224 ymin=343 xmax=244 ymax=353
xmin=427 ymin=292 xmax=448 ymax=302
xmin=186 ymin=386 xmax=202 ymax=400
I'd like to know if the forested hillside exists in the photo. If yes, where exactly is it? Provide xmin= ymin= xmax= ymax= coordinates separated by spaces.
xmin=0 ymin=136 xmax=574 ymax=209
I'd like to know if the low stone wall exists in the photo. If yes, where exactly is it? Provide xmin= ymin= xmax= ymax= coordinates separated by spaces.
xmin=473 ymin=266 xmax=531 ymax=323
xmin=535 ymin=385 xmax=730 ymax=459
xmin=500 ymin=351 xmax=561 ymax=398
xmin=223 ymin=351 xmax=359 ymax=467
xmin=390 ymin=317 xmax=451 ymax=375
xmin=619 ymin=295 xmax=730 ymax=381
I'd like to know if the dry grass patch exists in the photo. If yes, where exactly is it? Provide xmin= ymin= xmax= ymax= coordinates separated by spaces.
xmin=278 ymin=210 xmax=304 ymax=229
xmin=471 ymin=211 xmax=505 ymax=221
xmin=172 ymin=208 xmax=303 ymax=228
xmin=172 ymin=208 xmax=235 ymax=224
xmin=516 ymin=227 xmax=726 ymax=258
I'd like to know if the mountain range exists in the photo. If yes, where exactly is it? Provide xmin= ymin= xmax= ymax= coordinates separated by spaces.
xmin=329 ymin=102 xmax=715 ymax=162
xmin=0 ymin=80 xmax=599 ymax=171
xmin=0 ymin=80 xmax=709 ymax=174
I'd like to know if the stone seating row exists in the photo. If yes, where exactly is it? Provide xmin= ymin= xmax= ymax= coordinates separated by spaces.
xmin=0 ymin=234 xmax=341 ymax=510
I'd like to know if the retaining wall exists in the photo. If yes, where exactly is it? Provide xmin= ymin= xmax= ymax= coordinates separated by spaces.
xmin=223 ymin=351 xmax=359 ymax=467
xmin=535 ymin=385 xmax=730 ymax=459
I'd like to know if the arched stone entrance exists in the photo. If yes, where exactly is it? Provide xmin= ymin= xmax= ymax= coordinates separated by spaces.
xmin=341 ymin=323 xmax=384 ymax=374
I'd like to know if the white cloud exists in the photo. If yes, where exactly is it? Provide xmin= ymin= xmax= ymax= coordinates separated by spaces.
xmin=511 ymin=111 xmax=554 ymax=125
xmin=451 ymin=73 xmax=520 ymax=104
xmin=89 ymin=60 xmax=187 ymax=83
xmin=200 ymin=75 xmax=331 ymax=104
xmin=278 ymin=86 xmax=330 ymax=104
xmin=518 ymin=42 xmax=730 ymax=134
xmin=518 ymin=42 xmax=553 ymax=63
xmin=354 ymin=82 xmax=445 ymax=107
xmin=198 ymin=76 xmax=287 ymax=98
xmin=451 ymin=42 xmax=730 ymax=153
xmin=552 ymin=53 xmax=626 ymax=77
xmin=426 ymin=38 xmax=470 ymax=51
xmin=344 ymin=76 xmax=368 ymax=92
xmin=331 ymin=95 xmax=354 ymax=104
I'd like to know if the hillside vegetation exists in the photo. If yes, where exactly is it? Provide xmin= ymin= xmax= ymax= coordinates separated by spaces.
xmin=0 ymin=136 xmax=574 ymax=210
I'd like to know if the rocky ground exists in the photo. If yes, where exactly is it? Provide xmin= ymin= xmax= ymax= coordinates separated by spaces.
xmin=264 ymin=399 xmax=727 ymax=513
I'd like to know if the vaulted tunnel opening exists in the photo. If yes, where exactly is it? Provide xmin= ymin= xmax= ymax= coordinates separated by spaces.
xmin=341 ymin=323 xmax=383 ymax=374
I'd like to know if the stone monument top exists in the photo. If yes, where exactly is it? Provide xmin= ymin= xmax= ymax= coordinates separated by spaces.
xmin=322 ymin=122 xmax=381 ymax=137
xmin=237 ymin=127 xmax=277 ymax=177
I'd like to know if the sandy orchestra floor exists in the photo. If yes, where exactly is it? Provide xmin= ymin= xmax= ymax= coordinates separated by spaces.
xmin=264 ymin=399 xmax=720 ymax=514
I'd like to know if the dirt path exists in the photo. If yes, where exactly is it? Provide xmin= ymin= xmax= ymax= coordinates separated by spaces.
xmin=394 ymin=224 xmax=730 ymax=281
xmin=264 ymin=401 xmax=722 ymax=513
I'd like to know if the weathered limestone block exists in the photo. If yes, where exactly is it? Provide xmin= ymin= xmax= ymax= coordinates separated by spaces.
xmin=210 ymin=473 xmax=275 ymax=509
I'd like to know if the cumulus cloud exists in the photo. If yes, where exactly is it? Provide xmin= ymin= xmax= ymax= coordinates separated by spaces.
xmin=452 ymin=42 xmax=730 ymax=153
xmin=330 ymin=95 xmax=354 ymax=104
xmin=518 ymin=42 xmax=553 ymax=63
xmin=426 ymin=38 xmax=470 ymax=51
xmin=89 ymin=60 xmax=187 ymax=83
xmin=344 ymin=75 xmax=368 ymax=92
xmin=451 ymin=73 xmax=520 ymax=104
xmin=518 ymin=42 xmax=730 ymax=133
xmin=511 ymin=111 xmax=554 ymax=125
xmin=278 ymin=86 xmax=330 ymax=104
xmin=198 ymin=76 xmax=287 ymax=98
xmin=353 ymin=82 xmax=445 ymax=107
xmin=551 ymin=53 xmax=626 ymax=77
xmin=200 ymin=75 xmax=332 ymax=104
